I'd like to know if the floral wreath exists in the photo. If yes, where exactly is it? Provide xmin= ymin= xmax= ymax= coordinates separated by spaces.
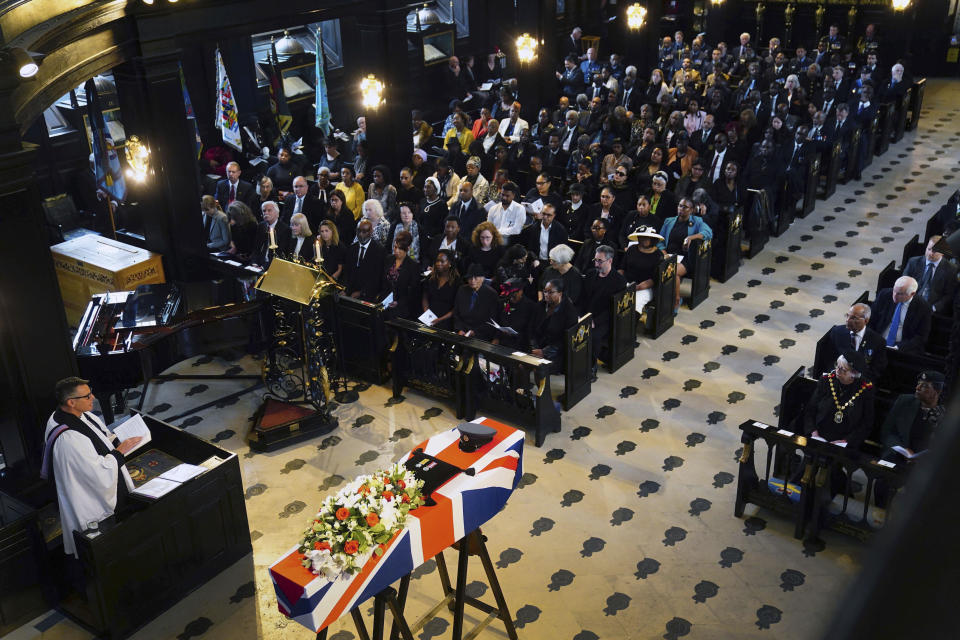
xmin=298 ymin=462 xmax=426 ymax=579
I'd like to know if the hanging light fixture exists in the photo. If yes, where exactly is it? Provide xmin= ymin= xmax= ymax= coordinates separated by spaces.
xmin=891 ymin=0 xmax=910 ymax=10
xmin=626 ymin=4 xmax=648 ymax=30
xmin=124 ymin=135 xmax=151 ymax=182
xmin=516 ymin=33 xmax=538 ymax=63
xmin=710 ymin=0 xmax=725 ymax=5
xmin=360 ymin=75 xmax=384 ymax=110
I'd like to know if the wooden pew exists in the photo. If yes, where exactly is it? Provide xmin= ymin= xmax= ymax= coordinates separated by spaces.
xmin=387 ymin=318 xmax=561 ymax=446
xmin=606 ymin=288 xmax=636 ymax=373
xmin=861 ymin=114 xmax=878 ymax=170
xmin=742 ymin=190 xmax=769 ymax=259
xmin=641 ymin=256 xmax=676 ymax=338
xmin=820 ymin=140 xmax=841 ymax=200
xmin=841 ymin=128 xmax=861 ymax=185
xmin=800 ymin=156 xmax=819 ymax=218
xmin=711 ymin=207 xmax=743 ymax=282
xmin=805 ymin=446 xmax=908 ymax=543
xmin=685 ymin=238 xmax=711 ymax=309
xmin=335 ymin=294 xmax=389 ymax=384
xmin=875 ymin=102 xmax=893 ymax=156
xmin=892 ymin=89 xmax=910 ymax=143
xmin=735 ymin=417 xmax=817 ymax=540
xmin=563 ymin=313 xmax=593 ymax=410
xmin=907 ymin=78 xmax=925 ymax=132
xmin=773 ymin=181 xmax=793 ymax=238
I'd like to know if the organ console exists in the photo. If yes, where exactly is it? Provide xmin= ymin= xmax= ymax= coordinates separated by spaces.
xmin=73 ymin=280 xmax=268 ymax=423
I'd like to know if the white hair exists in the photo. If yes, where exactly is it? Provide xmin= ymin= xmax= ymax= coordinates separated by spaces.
xmin=836 ymin=355 xmax=862 ymax=378
xmin=894 ymin=275 xmax=918 ymax=295
xmin=549 ymin=244 xmax=575 ymax=266
xmin=362 ymin=198 xmax=384 ymax=221
xmin=850 ymin=302 xmax=872 ymax=321
xmin=261 ymin=201 xmax=279 ymax=214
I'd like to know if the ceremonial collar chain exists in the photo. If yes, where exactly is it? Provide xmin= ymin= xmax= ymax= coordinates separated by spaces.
xmin=828 ymin=373 xmax=872 ymax=423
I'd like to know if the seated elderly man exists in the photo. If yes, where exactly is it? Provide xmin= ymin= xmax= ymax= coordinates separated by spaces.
xmin=868 ymin=276 xmax=932 ymax=354
xmin=825 ymin=303 xmax=887 ymax=381
xmin=803 ymin=351 xmax=875 ymax=449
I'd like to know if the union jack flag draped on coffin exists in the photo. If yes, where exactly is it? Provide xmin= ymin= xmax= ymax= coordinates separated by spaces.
xmin=269 ymin=419 xmax=524 ymax=634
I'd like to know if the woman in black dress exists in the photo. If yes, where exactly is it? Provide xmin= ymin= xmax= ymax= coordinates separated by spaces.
xmin=421 ymin=249 xmax=459 ymax=331
xmin=315 ymin=220 xmax=344 ymax=281
xmin=618 ymin=195 xmax=663 ymax=249
xmin=619 ymin=225 xmax=664 ymax=294
xmin=326 ymin=190 xmax=357 ymax=247
xmin=468 ymin=221 xmax=505 ymax=278
xmin=382 ymin=230 xmax=422 ymax=320
xmin=418 ymin=177 xmax=448 ymax=241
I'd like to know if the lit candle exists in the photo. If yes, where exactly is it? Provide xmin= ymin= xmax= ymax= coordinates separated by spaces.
xmin=268 ymin=226 xmax=277 ymax=249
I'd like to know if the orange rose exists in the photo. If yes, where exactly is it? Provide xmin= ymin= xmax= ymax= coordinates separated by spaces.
xmin=401 ymin=494 xmax=410 ymax=503
xmin=313 ymin=541 xmax=331 ymax=551
xmin=335 ymin=507 xmax=350 ymax=521
xmin=366 ymin=512 xmax=380 ymax=527
xmin=382 ymin=491 xmax=394 ymax=501
xmin=344 ymin=540 xmax=359 ymax=554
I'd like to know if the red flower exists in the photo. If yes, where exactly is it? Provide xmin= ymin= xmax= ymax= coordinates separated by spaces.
xmin=397 ymin=480 xmax=406 ymax=489
xmin=358 ymin=485 xmax=371 ymax=495
xmin=401 ymin=494 xmax=410 ymax=503
xmin=313 ymin=541 xmax=331 ymax=551
xmin=344 ymin=540 xmax=359 ymax=554
xmin=335 ymin=507 xmax=350 ymax=521
xmin=366 ymin=512 xmax=380 ymax=527
xmin=382 ymin=491 xmax=394 ymax=501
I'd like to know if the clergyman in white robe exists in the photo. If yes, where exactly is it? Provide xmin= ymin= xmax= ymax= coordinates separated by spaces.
xmin=44 ymin=411 xmax=134 ymax=557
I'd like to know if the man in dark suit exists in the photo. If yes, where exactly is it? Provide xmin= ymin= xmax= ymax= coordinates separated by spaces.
xmin=619 ymin=76 xmax=640 ymax=113
xmin=930 ymin=190 xmax=960 ymax=237
xmin=826 ymin=103 xmax=855 ymax=164
xmin=903 ymin=236 xmax=958 ymax=314
xmin=282 ymin=176 xmax=324 ymax=230
xmin=449 ymin=180 xmax=484 ymax=238
xmin=690 ymin=114 xmax=717 ymax=156
xmin=343 ymin=220 xmax=385 ymax=302
xmin=556 ymin=55 xmax=585 ymax=100
xmin=215 ymin=161 xmax=256 ymax=211
xmin=542 ymin=133 xmax=569 ymax=174
xmin=790 ymin=46 xmax=812 ymax=75
xmin=781 ymin=125 xmax=812 ymax=206
xmin=881 ymin=63 xmax=908 ymax=101
xmin=252 ymin=201 xmax=291 ymax=267
xmin=869 ymin=276 xmax=932 ymax=354
xmin=522 ymin=203 xmax=569 ymax=263
xmin=825 ymin=303 xmax=888 ymax=381
xmin=579 ymin=244 xmax=627 ymax=378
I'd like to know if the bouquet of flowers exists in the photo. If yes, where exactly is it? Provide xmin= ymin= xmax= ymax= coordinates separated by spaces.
xmin=298 ymin=462 xmax=426 ymax=579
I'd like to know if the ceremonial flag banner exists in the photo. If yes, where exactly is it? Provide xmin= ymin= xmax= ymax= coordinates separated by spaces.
xmin=215 ymin=48 xmax=242 ymax=151
xmin=179 ymin=64 xmax=203 ymax=159
xmin=84 ymin=78 xmax=126 ymax=203
xmin=315 ymin=27 xmax=332 ymax=135
xmin=269 ymin=41 xmax=293 ymax=137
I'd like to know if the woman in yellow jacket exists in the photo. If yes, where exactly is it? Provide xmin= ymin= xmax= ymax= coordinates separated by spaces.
xmin=334 ymin=165 xmax=366 ymax=220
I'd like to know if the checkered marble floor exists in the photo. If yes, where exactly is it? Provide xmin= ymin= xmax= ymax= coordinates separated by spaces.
xmin=13 ymin=79 xmax=960 ymax=640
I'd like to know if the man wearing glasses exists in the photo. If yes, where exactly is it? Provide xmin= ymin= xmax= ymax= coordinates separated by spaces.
xmin=41 ymin=377 xmax=142 ymax=559
xmin=825 ymin=303 xmax=887 ymax=381
xmin=579 ymin=245 xmax=627 ymax=380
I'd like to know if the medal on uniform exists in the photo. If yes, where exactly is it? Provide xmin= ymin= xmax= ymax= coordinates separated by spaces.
xmin=833 ymin=410 xmax=844 ymax=424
